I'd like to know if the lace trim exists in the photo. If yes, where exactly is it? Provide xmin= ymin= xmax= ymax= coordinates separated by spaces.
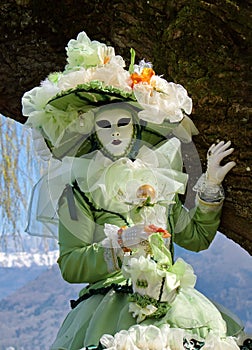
xmin=103 ymin=245 xmax=122 ymax=274
xmin=193 ymin=173 xmax=225 ymax=202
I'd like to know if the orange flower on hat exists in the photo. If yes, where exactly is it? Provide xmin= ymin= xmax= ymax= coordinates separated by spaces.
xmin=131 ymin=67 xmax=155 ymax=87
xmin=130 ymin=59 xmax=155 ymax=88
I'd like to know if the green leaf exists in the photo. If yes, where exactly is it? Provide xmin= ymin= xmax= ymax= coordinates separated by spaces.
xmin=129 ymin=48 xmax=136 ymax=74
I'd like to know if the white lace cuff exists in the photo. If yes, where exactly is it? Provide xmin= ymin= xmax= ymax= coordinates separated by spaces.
xmin=193 ymin=173 xmax=225 ymax=202
xmin=103 ymin=246 xmax=123 ymax=272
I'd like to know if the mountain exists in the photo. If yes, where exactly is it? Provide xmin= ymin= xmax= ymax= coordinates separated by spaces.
xmin=0 ymin=264 xmax=81 ymax=350
xmin=0 ymin=250 xmax=58 ymax=299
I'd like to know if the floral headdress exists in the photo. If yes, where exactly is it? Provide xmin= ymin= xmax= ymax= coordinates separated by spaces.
xmin=22 ymin=31 xmax=196 ymax=156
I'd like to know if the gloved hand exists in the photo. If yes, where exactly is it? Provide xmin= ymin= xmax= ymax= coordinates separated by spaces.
xmin=118 ymin=224 xmax=150 ymax=249
xmin=206 ymin=140 xmax=236 ymax=185
xmin=118 ymin=224 xmax=170 ymax=251
xmin=102 ymin=223 xmax=170 ymax=251
xmin=101 ymin=223 xmax=152 ymax=250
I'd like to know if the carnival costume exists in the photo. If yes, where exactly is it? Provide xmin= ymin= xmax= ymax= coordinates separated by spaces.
xmin=22 ymin=32 xmax=249 ymax=350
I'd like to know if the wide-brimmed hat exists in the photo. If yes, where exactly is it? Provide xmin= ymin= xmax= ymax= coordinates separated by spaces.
xmin=22 ymin=31 xmax=197 ymax=158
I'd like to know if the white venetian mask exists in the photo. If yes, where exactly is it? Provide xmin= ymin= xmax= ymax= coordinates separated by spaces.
xmin=95 ymin=108 xmax=134 ymax=157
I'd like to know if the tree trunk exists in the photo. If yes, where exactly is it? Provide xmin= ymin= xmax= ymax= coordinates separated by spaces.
xmin=0 ymin=0 xmax=251 ymax=253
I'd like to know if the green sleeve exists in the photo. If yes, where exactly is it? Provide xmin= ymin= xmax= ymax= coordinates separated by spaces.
xmin=172 ymin=195 xmax=223 ymax=252
xmin=57 ymin=189 xmax=125 ymax=284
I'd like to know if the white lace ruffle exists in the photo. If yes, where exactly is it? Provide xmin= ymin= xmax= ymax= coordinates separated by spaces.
xmin=76 ymin=138 xmax=188 ymax=214
xmin=26 ymin=138 xmax=188 ymax=240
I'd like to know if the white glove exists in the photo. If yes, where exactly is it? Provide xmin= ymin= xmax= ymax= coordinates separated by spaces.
xmin=119 ymin=224 xmax=150 ymax=248
xmin=101 ymin=223 xmax=150 ymax=250
xmin=206 ymin=140 xmax=236 ymax=185
xmin=102 ymin=224 xmax=170 ymax=251
xmin=193 ymin=140 xmax=236 ymax=202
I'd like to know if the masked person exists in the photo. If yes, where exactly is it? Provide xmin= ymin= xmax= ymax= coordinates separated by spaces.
xmin=22 ymin=32 xmax=247 ymax=350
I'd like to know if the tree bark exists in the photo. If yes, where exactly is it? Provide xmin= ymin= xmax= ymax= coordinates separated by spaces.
xmin=0 ymin=0 xmax=251 ymax=253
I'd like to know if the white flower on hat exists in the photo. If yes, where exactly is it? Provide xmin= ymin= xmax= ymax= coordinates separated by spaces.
xmin=91 ymin=57 xmax=132 ymax=92
xmin=57 ymin=68 xmax=93 ymax=90
xmin=59 ymin=33 xmax=132 ymax=93
xmin=65 ymin=31 xmax=118 ymax=70
xmin=133 ymin=77 xmax=192 ymax=124
xmin=129 ymin=59 xmax=192 ymax=124
xmin=22 ymin=79 xmax=60 ymax=117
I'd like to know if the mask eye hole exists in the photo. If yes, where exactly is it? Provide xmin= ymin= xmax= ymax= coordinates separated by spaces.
xmin=96 ymin=120 xmax=111 ymax=128
xmin=117 ymin=118 xmax=131 ymax=127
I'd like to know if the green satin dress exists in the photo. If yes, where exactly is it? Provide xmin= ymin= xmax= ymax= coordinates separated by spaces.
xmin=50 ymin=187 xmax=243 ymax=350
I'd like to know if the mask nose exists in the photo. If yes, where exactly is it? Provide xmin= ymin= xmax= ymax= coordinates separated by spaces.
xmin=111 ymin=125 xmax=120 ymax=138
xmin=112 ymin=132 xmax=120 ymax=137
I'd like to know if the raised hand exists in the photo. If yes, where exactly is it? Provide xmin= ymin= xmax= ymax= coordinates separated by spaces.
xmin=206 ymin=140 xmax=236 ymax=185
